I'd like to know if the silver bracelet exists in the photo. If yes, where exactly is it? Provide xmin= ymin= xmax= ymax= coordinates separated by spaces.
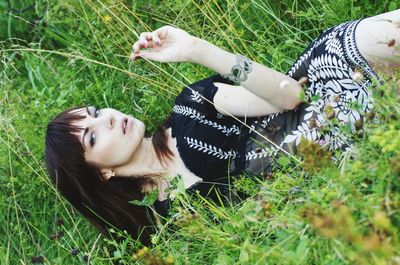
xmin=222 ymin=54 xmax=253 ymax=84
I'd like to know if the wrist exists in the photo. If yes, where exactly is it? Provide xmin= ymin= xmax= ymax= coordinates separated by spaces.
xmin=185 ymin=37 xmax=209 ymax=64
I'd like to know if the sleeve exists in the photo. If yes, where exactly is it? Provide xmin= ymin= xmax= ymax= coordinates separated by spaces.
xmin=174 ymin=74 xmax=234 ymax=117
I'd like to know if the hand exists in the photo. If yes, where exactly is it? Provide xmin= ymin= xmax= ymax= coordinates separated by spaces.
xmin=130 ymin=26 xmax=198 ymax=63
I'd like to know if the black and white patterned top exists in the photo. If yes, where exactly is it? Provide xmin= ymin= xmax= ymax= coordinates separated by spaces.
xmin=166 ymin=74 xmax=256 ymax=182
xmin=242 ymin=18 xmax=381 ymax=174
xmin=170 ymin=19 xmax=379 ymax=178
xmin=154 ymin=19 xmax=380 ymax=216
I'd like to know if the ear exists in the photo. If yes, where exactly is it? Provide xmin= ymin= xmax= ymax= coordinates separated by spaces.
xmin=100 ymin=168 xmax=115 ymax=181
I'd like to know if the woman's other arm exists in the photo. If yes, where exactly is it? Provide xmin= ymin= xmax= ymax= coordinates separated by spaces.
xmin=212 ymin=82 xmax=283 ymax=117
xmin=131 ymin=26 xmax=303 ymax=111
xmin=188 ymin=38 xmax=303 ymax=110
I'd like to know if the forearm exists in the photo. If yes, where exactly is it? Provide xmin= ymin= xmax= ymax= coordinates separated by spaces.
xmin=189 ymin=38 xmax=303 ymax=110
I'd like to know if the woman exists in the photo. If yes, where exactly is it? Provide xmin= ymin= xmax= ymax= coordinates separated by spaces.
xmin=45 ymin=10 xmax=399 ymax=245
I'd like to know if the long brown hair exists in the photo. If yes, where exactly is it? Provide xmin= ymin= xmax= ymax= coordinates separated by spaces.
xmin=44 ymin=107 xmax=172 ymax=246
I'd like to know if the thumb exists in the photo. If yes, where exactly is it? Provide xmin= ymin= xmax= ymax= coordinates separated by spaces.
xmin=135 ymin=50 xmax=165 ymax=62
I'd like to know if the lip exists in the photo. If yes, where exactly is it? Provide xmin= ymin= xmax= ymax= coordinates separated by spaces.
xmin=121 ymin=118 xmax=130 ymax=134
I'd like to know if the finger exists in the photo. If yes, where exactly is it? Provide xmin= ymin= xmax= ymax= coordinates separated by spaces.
xmin=130 ymin=52 xmax=140 ymax=61
xmin=139 ymin=38 xmax=156 ymax=49
xmin=131 ymin=37 xmax=154 ymax=54
xmin=139 ymin=32 xmax=152 ymax=40
xmin=129 ymin=51 xmax=153 ymax=61
xmin=132 ymin=38 xmax=146 ymax=52
xmin=139 ymin=32 xmax=154 ymax=45
xmin=137 ymin=50 xmax=164 ymax=62
xmin=155 ymin=26 xmax=169 ymax=40
xmin=152 ymin=31 xmax=161 ymax=46
xmin=132 ymin=42 xmax=140 ymax=53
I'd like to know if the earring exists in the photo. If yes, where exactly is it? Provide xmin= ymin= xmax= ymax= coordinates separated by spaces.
xmin=101 ymin=169 xmax=115 ymax=181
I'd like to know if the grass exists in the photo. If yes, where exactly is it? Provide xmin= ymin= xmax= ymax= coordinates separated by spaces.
xmin=0 ymin=0 xmax=399 ymax=264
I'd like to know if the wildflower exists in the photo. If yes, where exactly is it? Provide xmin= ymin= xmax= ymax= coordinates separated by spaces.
xmin=354 ymin=118 xmax=364 ymax=131
xmin=103 ymin=15 xmax=112 ymax=23
xmin=55 ymin=218 xmax=64 ymax=226
xmin=298 ymin=138 xmax=332 ymax=173
xmin=389 ymin=155 xmax=400 ymax=174
xmin=51 ymin=231 xmax=64 ymax=240
xmin=165 ymin=255 xmax=174 ymax=264
xmin=289 ymin=186 xmax=300 ymax=194
xmin=261 ymin=201 xmax=272 ymax=212
xmin=366 ymin=111 xmax=376 ymax=121
xmin=70 ymin=247 xmax=80 ymax=256
xmin=323 ymin=105 xmax=335 ymax=120
xmin=134 ymin=246 xmax=150 ymax=260
xmin=352 ymin=70 xmax=364 ymax=82
xmin=30 ymin=256 xmax=44 ymax=264
xmin=362 ymin=234 xmax=381 ymax=251
xmin=308 ymin=118 xmax=318 ymax=128
xmin=331 ymin=200 xmax=343 ymax=208
xmin=372 ymin=211 xmax=391 ymax=230
xmin=22 ymin=151 xmax=31 ymax=157
xmin=298 ymin=76 xmax=309 ymax=86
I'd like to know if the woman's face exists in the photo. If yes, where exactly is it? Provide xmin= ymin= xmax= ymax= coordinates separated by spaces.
xmin=72 ymin=107 xmax=146 ymax=168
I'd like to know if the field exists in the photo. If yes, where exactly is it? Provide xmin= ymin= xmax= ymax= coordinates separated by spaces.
xmin=0 ymin=0 xmax=399 ymax=264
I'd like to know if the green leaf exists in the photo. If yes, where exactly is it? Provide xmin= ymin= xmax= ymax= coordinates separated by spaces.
xmin=389 ymin=1 xmax=397 ymax=11
xmin=299 ymin=89 xmax=306 ymax=102
xmin=113 ymin=250 xmax=122 ymax=258
xmin=277 ymin=156 xmax=291 ymax=167
xmin=239 ymin=249 xmax=249 ymax=263
xmin=239 ymin=238 xmax=250 ymax=262
xmin=295 ymin=239 xmax=309 ymax=263
xmin=129 ymin=189 xmax=159 ymax=206
xmin=216 ymin=253 xmax=232 ymax=265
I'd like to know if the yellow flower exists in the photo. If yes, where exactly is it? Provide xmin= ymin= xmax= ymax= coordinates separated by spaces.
xmin=166 ymin=255 xmax=174 ymax=264
xmin=103 ymin=15 xmax=112 ymax=23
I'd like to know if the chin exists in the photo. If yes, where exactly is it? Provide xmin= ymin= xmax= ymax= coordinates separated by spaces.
xmin=136 ymin=121 xmax=146 ymax=138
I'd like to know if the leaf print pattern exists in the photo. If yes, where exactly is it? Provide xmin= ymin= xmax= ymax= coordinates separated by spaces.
xmin=245 ymin=145 xmax=280 ymax=161
xmin=184 ymin=137 xmax=237 ymax=160
xmin=173 ymin=105 xmax=241 ymax=135
xmin=280 ymin=19 xmax=380 ymax=152
xmin=308 ymin=54 xmax=350 ymax=82
xmin=168 ymin=20 xmax=381 ymax=181
xmin=325 ymin=32 xmax=344 ymax=59
xmin=259 ymin=111 xmax=285 ymax=129
xmin=190 ymin=90 xmax=204 ymax=104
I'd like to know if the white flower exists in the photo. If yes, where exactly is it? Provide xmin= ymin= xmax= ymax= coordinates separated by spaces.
xmin=351 ymin=71 xmax=364 ymax=82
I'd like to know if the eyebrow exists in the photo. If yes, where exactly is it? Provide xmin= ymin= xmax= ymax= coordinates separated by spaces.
xmin=82 ymin=107 xmax=91 ymax=149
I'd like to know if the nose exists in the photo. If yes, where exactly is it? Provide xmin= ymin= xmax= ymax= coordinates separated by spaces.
xmin=89 ymin=113 xmax=115 ymax=130
xmin=107 ymin=116 xmax=115 ymax=129
xmin=93 ymin=115 xmax=115 ymax=129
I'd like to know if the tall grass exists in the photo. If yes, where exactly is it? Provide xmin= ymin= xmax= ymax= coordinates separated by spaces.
xmin=0 ymin=0 xmax=399 ymax=264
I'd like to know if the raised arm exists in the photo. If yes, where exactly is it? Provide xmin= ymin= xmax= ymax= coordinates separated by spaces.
xmin=131 ymin=26 xmax=303 ymax=111
xmin=188 ymin=38 xmax=302 ymax=110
